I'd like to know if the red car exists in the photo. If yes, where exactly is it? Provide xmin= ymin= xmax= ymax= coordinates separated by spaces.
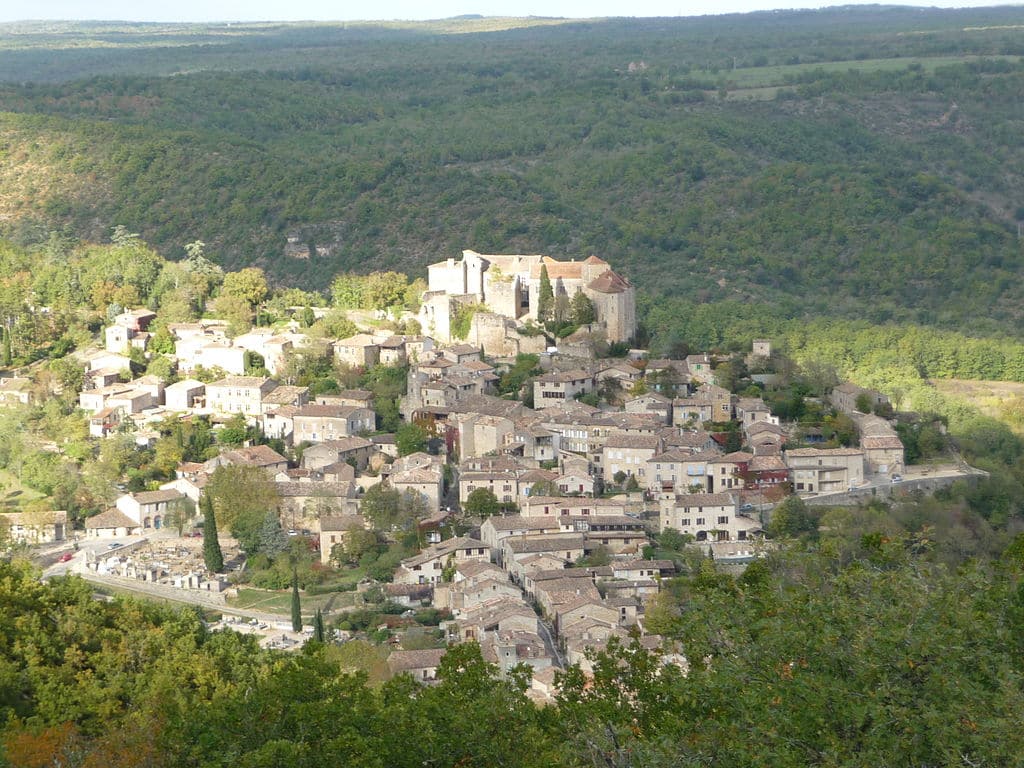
xmin=58 ymin=552 xmax=74 ymax=563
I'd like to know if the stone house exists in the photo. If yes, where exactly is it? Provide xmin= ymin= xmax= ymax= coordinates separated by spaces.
xmin=453 ymin=412 xmax=515 ymax=459
xmin=115 ymin=489 xmax=186 ymax=530
xmin=164 ymin=379 xmax=206 ymax=411
xmin=479 ymin=515 xmax=563 ymax=552
xmin=698 ymin=384 xmax=735 ymax=422
xmin=387 ymin=648 xmax=447 ymax=683
xmin=658 ymin=492 xmax=757 ymax=542
xmin=0 ymin=377 xmax=32 ymax=406
xmin=1 ymin=510 xmax=67 ymax=543
xmin=601 ymin=433 xmax=663 ymax=484
xmin=860 ymin=435 xmax=906 ymax=475
xmin=784 ymin=447 xmax=867 ymax=494
xmin=533 ymin=369 xmax=595 ymax=409
xmin=233 ymin=330 xmax=304 ymax=376
xmin=735 ymin=398 xmax=777 ymax=428
xmin=301 ymin=436 xmax=375 ymax=472
xmin=390 ymin=465 xmax=444 ymax=513
xmin=502 ymin=535 xmax=586 ymax=575
xmin=673 ymin=397 xmax=713 ymax=427
xmin=334 ymin=333 xmax=380 ymax=368
xmin=84 ymin=508 xmax=141 ymax=538
xmin=318 ymin=514 xmax=370 ymax=565
xmin=624 ymin=393 xmax=673 ymax=424
xmin=438 ymin=343 xmax=482 ymax=365
xmin=556 ymin=471 xmax=595 ymax=497
xmin=292 ymin=404 xmax=375 ymax=444
xmin=831 ymin=382 xmax=891 ymax=415
xmin=393 ymin=537 xmax=492 ymax=585
xmin=206 ymin=444 xmax=290 ymax=475
xmin=205 ymin=376 xmax=278 ymax=417
xmin=745 ymin=455 xmax=791 ymax=489
xmin=459 ymin=470 xmax=521 ymax=505
xmin=182 ymin=342 xmax=247 ymax=376
xmin=317 ymin=389 xmax=375 ymax=408
xmin=707 ymin=451 xmax=753 ymax=493
xmin=646 ymin=448 xmax=720 ymax=493
xmin=88 ymin=407 xmax=121 ymax=438
xmin=519 ymin=496 xmax=628 ymax=519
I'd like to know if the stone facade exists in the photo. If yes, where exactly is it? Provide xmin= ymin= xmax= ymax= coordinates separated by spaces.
xmin=421 ymin=249 xmax=637 ymax=348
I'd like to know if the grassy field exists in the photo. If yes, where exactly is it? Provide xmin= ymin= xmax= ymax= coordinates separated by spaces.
xmin=228 ymin=587 xmax=357 ymax=615
xmin=932 ymin=378 xmax=1024 ymax=431
xmin=0 ymin=467 xmax=46 ymax=510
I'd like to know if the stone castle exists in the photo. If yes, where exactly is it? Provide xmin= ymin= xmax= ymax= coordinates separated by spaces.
xmin=419 ymin=250 xmax=636 ymax=351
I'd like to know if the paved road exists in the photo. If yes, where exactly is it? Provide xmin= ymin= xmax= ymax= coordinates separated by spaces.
xmin=537 ymin=616 xmax=564 ymax=669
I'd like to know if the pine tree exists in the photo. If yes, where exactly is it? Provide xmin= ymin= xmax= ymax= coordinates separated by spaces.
xmin=291 ymin=568 xmax=302 ymax=632
xmin=201 ymin=493 xmax=224 ymax=573
xmin=313 ymin=608 xmax=325 ymax=643
xmin=537 ymin=264 xmax=553 ymax=323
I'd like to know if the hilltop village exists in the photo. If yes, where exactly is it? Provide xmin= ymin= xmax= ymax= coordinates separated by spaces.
xmin=1 ymin=248 xmax=966 ymax=691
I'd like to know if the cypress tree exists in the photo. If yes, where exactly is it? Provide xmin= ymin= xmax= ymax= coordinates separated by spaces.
xmin=201 ymin=493 xmax=224 ymax=573
xmin=313 ymin=608 xmax=325 ymax=643
xmin=291 ymin=568 xmax=302 ymax=632
xmin=537 ymin=264 xmax=553 ymax=323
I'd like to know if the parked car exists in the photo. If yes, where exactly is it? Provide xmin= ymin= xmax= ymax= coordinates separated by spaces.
xmin=58 ymin=552 xmax=74 ymax=563
xmin=891 ymin=474 xmax=903 ymax=483
xmin=739 ymin=503 xmax=754 ymax=513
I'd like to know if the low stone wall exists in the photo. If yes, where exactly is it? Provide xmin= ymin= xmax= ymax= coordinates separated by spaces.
xmin=804 ymin=470 xmax=984 ymax=507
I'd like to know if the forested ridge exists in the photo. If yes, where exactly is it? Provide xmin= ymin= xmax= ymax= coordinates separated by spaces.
xmin=2 ymin=540 xmax=1024 ymax=766
xmin=1 ymin=6 xmax=1023 ymax=333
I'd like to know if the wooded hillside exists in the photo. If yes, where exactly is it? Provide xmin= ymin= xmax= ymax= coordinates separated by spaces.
xmin=0 ymin=7 xmax=1022 ymax=333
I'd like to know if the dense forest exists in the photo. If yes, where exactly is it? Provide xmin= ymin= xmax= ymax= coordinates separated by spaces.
xmin=0 ymin=7 xmax=1023 ymax=333
xmin=2 ymin=534 xmax=1024 ymax=767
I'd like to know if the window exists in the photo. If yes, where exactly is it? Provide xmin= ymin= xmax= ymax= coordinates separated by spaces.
xmin=681 ymin=518 xmax=691 ymax=526
xmin=696 ymin=517 xmax=705 ymax=525
xmin=718 ymin=516 xmax=729 ymax=524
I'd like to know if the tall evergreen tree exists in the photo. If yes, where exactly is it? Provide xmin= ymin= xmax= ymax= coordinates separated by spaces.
xmin=201 ymin=493 xmax=223 ymax=573
xmin=313 ymin=608 xmax=325 ymax=643
xmin=537 ymin=264 xmax=553 ymax=323
xmin=291 ymin=568 xmax=302 ymax=632
xmin=1 ymin=327 xmax=11 ymax=367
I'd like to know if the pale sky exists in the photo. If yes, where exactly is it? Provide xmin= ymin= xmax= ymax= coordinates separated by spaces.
xmin=0 ymin=1 xmax=1015 ymax=24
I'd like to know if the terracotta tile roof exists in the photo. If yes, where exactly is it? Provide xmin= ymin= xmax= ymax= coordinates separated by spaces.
xmin=670 ymin=492 xmax=737 ymax=507
xmin=127 ymin=489 xmax=184 ymax=504
xmin=85 ymin=508 xmax=139 ymax=529
xmin=529 ymin=257 xmax=584 ymax=281
xmin=861 ymin=435 xmax=904 ymax=450
xmin=603 ymin=433 xmax=662 ymax=451
xmin=586 ymin=269 xmax=631 ymax=294
xmin=785 ymin=447 xmax=866 ymax=457
xmin=387 ymin=648 xmax=447 ymax=674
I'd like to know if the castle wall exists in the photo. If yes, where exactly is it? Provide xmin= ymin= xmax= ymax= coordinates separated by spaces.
xmin=467 ymin=312 xmax=519 ymax=357
xmin=483 ymin=271 xmax=520 ymax=319
xmin=428 ymin=259 xmax=466 ymax=295
xmin=463 ymin=250 xmax=488 ymax=301
xmin=419 ymin=292 xmax=453 ymax=343
xmin=585 ymin=287 xmax=636 ymax=344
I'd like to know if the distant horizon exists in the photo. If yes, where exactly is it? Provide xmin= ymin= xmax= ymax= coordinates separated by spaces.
xmin=0 ymin=1 xmax=1019 ymax=25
